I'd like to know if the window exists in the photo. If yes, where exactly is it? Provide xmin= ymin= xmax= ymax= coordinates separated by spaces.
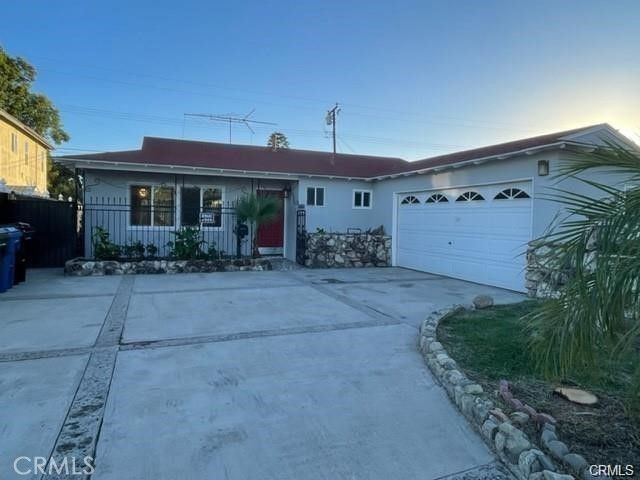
xmin=24 ymin=142 xmax=29 ymax=164
xmin=400 ymin=195 xmax=420 ymax=205
xmin=181 ymin=186 xmax=223 ymax=227
xmin=202 ymin=188 xmax=223 ymax=227
xmin=425 ymin=193 xmax=448 ymax=203
xmin=494 ymin=188 xmax=530 ymax=200
xmin=130 ymin=185 xmax=175 ymax=226
xmin=353 ymin=189 xmax=372 ymax=209
xmin=10 ymin=133 xmax=17 ymax=153
xmin=455 ymin=191 xmax=484 ymax=202
xmin=306 ymin=187 xmax=325 ymax=206
xmin=153 ymin=187 xmax=175 ymax=226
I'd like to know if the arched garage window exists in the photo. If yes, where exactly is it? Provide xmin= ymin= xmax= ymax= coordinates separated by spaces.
xmin=494 ymin=188 xmax=530 ymax=200
xmin=455 ymin=191 xmax=484 ymax=202
xmin=400 ymin=195 xmax=420 ymax=205
xmin=425 ymin=193 xmax=448 ymax=203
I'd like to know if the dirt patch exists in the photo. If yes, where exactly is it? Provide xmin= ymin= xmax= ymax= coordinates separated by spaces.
xmin=471 ymin=374 xmax=640 ymax=469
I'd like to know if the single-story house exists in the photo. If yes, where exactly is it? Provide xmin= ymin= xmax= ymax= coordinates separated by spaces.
xmin=56 ymin=123 xmax=636 ymax=293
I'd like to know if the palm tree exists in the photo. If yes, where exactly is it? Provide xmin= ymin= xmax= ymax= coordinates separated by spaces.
xmin=235 ymin=193 xmax=280 ymax=257
xmin=525 ymin=142 xmax=640 ymax=408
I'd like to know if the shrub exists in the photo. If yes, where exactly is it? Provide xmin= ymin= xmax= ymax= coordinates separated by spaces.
xmin=92 ymin=226 xmax=121 ymax=260
xmin=145 ymin=243 xmax=158 ymax=259
xmin=122 ymin=241 xmax=145 ymax=260
xmin=167 ymin=227 xmax=205 ymax=260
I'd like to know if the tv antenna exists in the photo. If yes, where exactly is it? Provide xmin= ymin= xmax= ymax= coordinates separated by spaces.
xmin=184 ymin=109 xmax=277 ymax=144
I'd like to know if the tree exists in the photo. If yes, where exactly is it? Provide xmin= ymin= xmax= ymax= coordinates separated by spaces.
xmin=0 ymin=46 xmax=73 ymax=198
xmin=525 ymin=143 xmax=640 ymax=411
xmin=235 ymin=193 xmax=280 ymax=257
xmin=267 ymin=131 xmax=289 ymax=151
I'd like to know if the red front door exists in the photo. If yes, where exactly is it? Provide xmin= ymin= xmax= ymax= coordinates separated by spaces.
xmin=257 ymin=190 xmax=284 ymax=249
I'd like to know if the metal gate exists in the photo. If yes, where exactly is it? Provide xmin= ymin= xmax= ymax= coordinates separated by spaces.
xmin=296 ymin=208 xmax=306 ymax=265
xmin=0 ymin=193 xmax=80 ymax=267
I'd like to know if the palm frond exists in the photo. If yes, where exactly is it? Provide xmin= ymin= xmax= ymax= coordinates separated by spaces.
xmin=526 ymin=143 xmax=640 ymax=410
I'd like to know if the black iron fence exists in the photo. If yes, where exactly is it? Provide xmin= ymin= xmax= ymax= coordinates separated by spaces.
xmin=296 ymin=208 xmax=306 ymax=265
xmin=0 ymin=192 xmax=79 ymax=267
xmin=83 ymin=201 xmax=253 ymax=260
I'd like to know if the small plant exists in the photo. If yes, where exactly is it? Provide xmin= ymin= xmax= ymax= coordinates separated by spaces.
xmin=145 ymin=243 xmax=158 ymax=259
xmin=167 ymin=227 xmax=205 ymax=260
xmin=92 ymin=226 xmax=121 ymax=260
xmin=207 ymin=244 xmax=222 ymax=260
xmin=122 ymin=241 xmax=145 ymax=260
xmin=315 ymin=227 xmax=326 ymax=234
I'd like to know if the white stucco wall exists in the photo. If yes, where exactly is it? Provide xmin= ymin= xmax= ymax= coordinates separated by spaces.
xmin=296 ymin=178 xmax=376 ymax=233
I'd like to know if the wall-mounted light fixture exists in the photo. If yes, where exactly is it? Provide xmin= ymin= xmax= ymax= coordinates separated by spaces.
xmin=538 ymin=160 xmax=549 ymax=176
xmin=283 ymin=185 xmax=292 ymax=199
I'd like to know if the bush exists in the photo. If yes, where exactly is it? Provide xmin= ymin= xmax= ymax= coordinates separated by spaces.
xmin=167 ymin=227 xmax=206 ymax=260
xmin=145 ymin=243 xmax=158 ymax=259
xmin=122 ymin=241 xmax=145 ymax=260
xmin=92 ymin=226 xmax=121 ymax=260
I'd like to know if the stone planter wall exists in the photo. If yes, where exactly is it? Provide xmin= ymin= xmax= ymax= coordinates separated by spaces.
xmin=65 ymin=257 xmax=272 ymax=276
xmin=419 ymin=306 xmax=594 ymax=480
xmin=303 ymin=233 xmax=391 ymax=268
xmin=525 ymin=240 xmax=597 ymax=298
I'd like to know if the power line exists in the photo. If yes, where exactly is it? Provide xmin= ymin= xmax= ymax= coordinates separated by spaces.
xmin=35 ymin=62 xmax=544 ymax=134
xmin=57 ymin=104 xmax=472 ymax=152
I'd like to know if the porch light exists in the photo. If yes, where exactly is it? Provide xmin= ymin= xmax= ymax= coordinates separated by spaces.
xmin=538 ymin=160 xmax=549 ymax=176
xmin=138 ymin=187 xmax=148 ymax=198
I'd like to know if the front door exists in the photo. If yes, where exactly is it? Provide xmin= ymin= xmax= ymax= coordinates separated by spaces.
xmin=256 ymin=190 xmax=284 ymax=254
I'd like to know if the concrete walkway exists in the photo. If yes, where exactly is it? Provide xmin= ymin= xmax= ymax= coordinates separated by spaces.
xmin=0 ymin=268 xmax=523 ymax=479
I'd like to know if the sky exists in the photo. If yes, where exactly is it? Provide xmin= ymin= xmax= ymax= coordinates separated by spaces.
xmin=2 ymin=0 xmax=639 ymax=161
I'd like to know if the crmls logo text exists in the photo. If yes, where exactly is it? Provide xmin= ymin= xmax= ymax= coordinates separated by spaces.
xmin=589 ymin=464 xmax=634 ymax=477
xmin=13 ymin=456 xmax=95 ymax=476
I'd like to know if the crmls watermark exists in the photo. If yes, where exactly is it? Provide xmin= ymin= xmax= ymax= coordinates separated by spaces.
xmin=13 ymin=456 xmax=95 ymax=476
xmin=589 ymin=464 xmax=634 ymax=477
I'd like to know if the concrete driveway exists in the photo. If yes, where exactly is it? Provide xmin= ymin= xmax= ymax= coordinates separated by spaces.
xmin=0 ymin=267 xmax=523 ymax=479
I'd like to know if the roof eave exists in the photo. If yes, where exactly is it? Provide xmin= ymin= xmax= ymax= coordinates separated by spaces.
xmin=369 ymin=141 xmax=581 ymax=181
xmin=0 ymin=109 xmax=54 ymax=149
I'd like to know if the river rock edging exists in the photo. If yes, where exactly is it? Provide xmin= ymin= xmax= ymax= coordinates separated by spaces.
xmin=418 ymin=306 xmax=600 ymax=480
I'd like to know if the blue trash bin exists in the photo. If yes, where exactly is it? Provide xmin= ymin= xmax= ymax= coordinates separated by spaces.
xmin=0 ymin=226 xmax=22 ymax=293
xmin=0 ymin=231 xmax=9 ymax=293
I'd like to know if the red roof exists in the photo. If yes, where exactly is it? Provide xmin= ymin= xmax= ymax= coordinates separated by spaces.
xmin=381 ymin=124 xmax=609 ymax=175
xmin=58 ymin=124 xmax=610 ymax=178
xmin=62 ymin=137 xmax=408 ymax=178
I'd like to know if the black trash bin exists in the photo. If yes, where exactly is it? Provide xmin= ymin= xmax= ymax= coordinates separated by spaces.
xmin=12 ymin=222 xmax=35 ymax=284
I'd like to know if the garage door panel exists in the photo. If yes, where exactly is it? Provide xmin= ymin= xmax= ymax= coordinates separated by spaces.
xmin=395 ymin=182 xmax=531 ymax=292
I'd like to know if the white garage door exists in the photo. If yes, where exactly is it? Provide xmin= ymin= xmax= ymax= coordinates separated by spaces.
xmin=395 ymin=181 xmax=532 ymax=292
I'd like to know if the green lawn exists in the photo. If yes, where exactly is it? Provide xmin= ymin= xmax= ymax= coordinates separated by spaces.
xmin=437 ymin=301 xmax=636 ymax=394
xmin=437 ymin=301 xmax=539 ymax=381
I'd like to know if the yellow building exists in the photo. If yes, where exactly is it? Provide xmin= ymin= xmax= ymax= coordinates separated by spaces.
xmin=0 ymin=108 xmax=52 ymax=197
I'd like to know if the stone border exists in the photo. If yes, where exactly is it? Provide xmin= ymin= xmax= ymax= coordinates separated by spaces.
xmin=64 ymin=257 xmax=273 ymax=276
xmin=418 ymin=306 xmax=600 ymax=480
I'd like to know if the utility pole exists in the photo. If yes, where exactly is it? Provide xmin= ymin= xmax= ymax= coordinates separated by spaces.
xmin=325 ymin=103 xmax=340 ymax=157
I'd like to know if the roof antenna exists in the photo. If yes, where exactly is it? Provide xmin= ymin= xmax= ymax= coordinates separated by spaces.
xmin=184 ymin=110 xmax=277 ymax=144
